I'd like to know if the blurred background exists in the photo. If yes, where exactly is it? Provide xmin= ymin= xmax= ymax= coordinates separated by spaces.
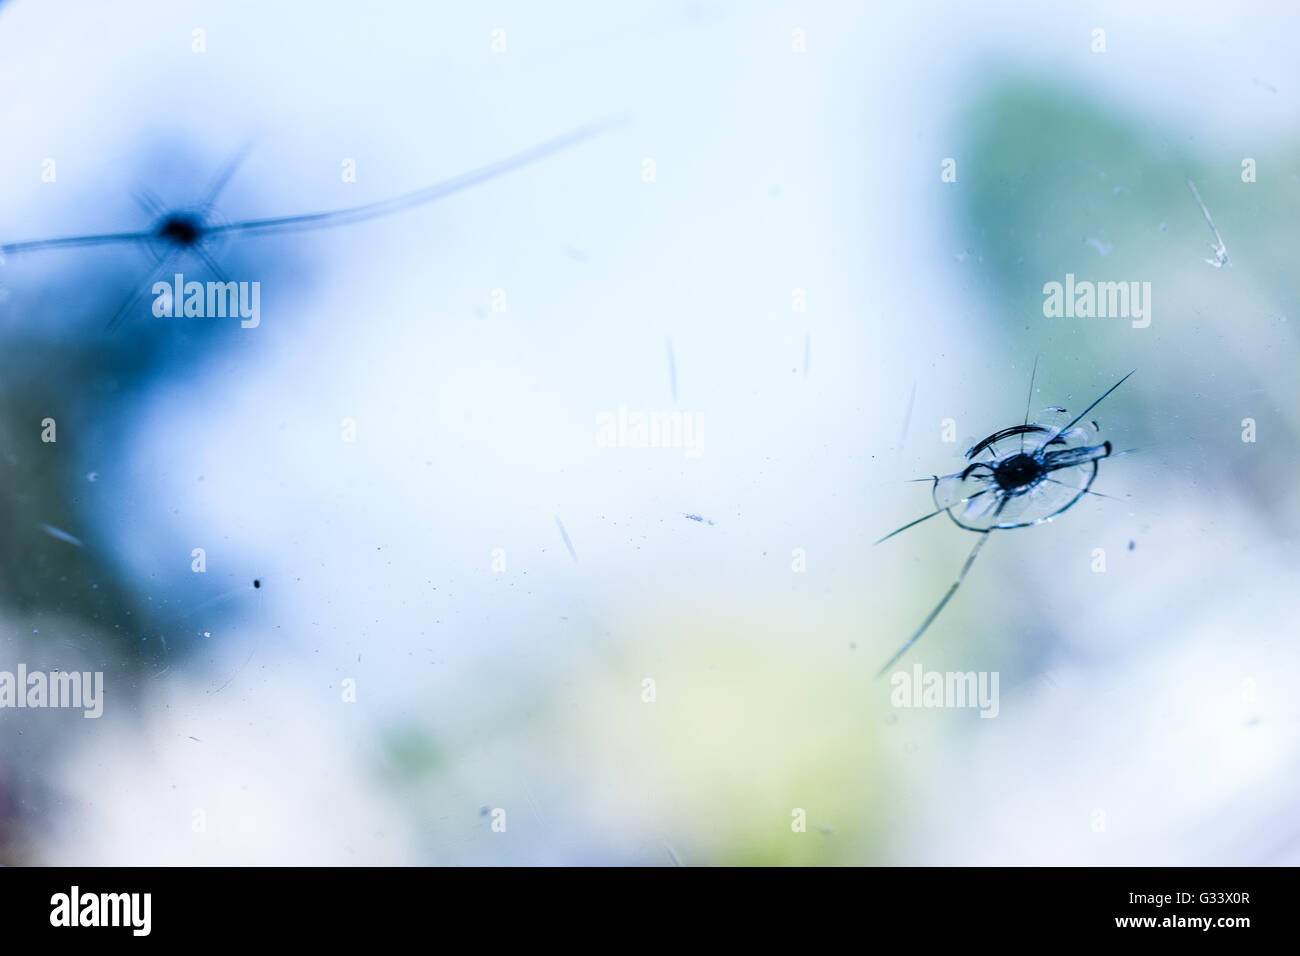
xmin=0 ymin=0 xmax=1296 ymax=865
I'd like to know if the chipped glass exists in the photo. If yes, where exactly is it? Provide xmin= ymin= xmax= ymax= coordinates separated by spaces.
xmin=875 ymin=370 xmax=1132 ymax=675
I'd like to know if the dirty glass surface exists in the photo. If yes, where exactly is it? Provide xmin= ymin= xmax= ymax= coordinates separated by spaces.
xmin=0 ymin=1 xmax=1297 ymax=866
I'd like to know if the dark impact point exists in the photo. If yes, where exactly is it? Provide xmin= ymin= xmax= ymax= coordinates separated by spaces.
xmin=155 ymin=212 xmax=204 ymax=246
xmin=993 ymin=453 xmax=1044 ymax=493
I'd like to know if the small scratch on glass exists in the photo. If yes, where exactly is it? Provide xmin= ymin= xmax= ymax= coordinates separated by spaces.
xmin=1187 ymin=179 xmax=1230 ymax=268
xmin=896 ymin=381 xmax=917 ymax=459
xmin=664 ymin=839 xmax=683 ymax=867
xmin=211 ymin=646 xmax=256 ymax=695
xmin=802 ymin=332 xmax=810 ymax=378
xmin=665 ymin=335 xmax=677 ymax=402
xmin=554 ymin=515 xmax=578 ymax=561
xmin=683 ymin=513 xmax=715 ymax=526
xmin=524 ymin=782 xmax=545 ymax=824
xmin=41 ymin=524 xmax=84 ymax=548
